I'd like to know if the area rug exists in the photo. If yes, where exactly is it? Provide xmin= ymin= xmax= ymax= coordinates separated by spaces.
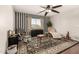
xmin=36 ymin=40 xmax=79 ymax=54
xmin=17 ymin=39 xmax=79 ymax=54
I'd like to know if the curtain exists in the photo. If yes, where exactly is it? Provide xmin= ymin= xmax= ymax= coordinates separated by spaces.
xmin=44 ymin=17 xmax=50 ymax=32
xmin=15 ymin=12 xmax=28 ymax=33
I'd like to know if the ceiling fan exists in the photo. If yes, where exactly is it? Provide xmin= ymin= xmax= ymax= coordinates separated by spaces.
xmin=38 ymin=5 xmax=62 ymax=16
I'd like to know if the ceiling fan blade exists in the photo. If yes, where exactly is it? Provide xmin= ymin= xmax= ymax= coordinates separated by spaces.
xmin=52 ymin=5 xmax=62 ymax=8
xmin=40 ymin=6 xmax=46 ymax=9
xmin=45 ymin=12 xmax=48 ymax=16
xmin=38 ymin=10 xmax=46 ymax=14
xmin=51 ymin=10 xmax=60 ymax=13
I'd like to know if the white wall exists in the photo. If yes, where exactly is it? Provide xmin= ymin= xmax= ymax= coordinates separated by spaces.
xmin=50 ymin=6 xmax=79 ymax=41
xmin=0 ymin=6 xmax=14 ymax=53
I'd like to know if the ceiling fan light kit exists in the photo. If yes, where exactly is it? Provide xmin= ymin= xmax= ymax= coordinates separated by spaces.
xmin=46 ymin=10 xmax=51 ymax=12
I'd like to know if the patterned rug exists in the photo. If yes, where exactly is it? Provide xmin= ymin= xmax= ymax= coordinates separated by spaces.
xmin=17 ymin=38 xmax=79 ymax=54
xmin=36 ymin=40 xmax=78 ymax=54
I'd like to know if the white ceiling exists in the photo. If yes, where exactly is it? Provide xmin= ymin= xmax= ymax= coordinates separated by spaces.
xmin=13 ymin=5 xmax=79 ymax=17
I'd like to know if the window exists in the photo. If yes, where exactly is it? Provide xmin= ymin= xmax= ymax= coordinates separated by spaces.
xmin=31 ymin=18 xmax=41 ymax=26
xmin=31 ymin=18 xmax=42 ymax=29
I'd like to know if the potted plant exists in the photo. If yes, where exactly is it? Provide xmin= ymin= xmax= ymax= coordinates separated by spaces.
xmin=47 ymin=21 xmax=53 ymax=32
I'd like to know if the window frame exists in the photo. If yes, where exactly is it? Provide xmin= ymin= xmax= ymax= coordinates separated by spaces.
xmin=31 ymin=17 xmax=42 ymax=27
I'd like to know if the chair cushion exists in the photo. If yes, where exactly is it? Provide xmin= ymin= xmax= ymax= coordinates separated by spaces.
xmin=7 ymin=45 xmax=17 ymax=54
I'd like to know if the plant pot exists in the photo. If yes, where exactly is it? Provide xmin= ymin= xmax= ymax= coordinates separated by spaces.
xmin=48 ymin=27 xmax=53 ymax=33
